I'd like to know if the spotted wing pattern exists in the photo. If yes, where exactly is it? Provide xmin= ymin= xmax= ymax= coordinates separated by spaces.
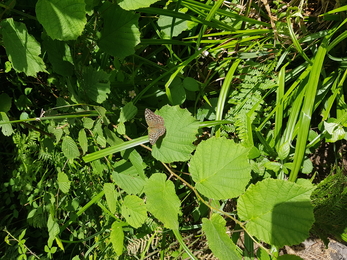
xmin=145 ymin=108 xmax=166 ymax=145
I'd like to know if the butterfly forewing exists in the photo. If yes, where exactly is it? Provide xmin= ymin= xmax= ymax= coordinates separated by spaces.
xmin=145 ymin=108 xmax=166 ymax=145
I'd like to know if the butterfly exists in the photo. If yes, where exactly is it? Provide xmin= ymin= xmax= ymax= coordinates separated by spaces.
xmin=145 ymin=108 xmax=166 ymax=145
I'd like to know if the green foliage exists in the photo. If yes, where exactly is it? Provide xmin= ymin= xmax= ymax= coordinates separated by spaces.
xmin=1 ymin=18 xmax=47 ymax=76
xmin=311 ymin=170 xmax=347 ymax=244
xmin=36 ymin=0 xmax=86 ymax=41
xmin=1 ymin=0 xmax=347 ymax=259
xmin=202 ymin=214 xmax=242 ymax=259
xmin=238 ymin=179 xmax=315 ymax=248
xmin=145 ymin=173 xmax=182 ymax=230
xmin=190 ymin=137 xmax=251 ymax=199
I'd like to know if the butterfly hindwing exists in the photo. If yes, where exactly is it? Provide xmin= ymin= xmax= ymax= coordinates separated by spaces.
xmin=145 ymin=108 xmax=166 ymax=145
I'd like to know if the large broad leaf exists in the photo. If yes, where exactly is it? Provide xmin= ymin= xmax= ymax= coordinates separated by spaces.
xmin=202 ymin=214 xmax=242 ymax=260
xmin=112 ymin=160 xmax=147 ymax=195
xmin=151 ymin=105 xmax=199 ymax=163
xmin=190 ymin=137 xmax=251 ymax=199
xmin=121 ymin=195 xmax=147 ymax=228
xmin=98 ymin=3 xmax=140 ymax=59
xmin=36 ymin=0 xmax=86 ymax=41
xmin=42 ymin=33 xmax=74 ymax=76
xmin=117 ymin=0 xmax=160 ymax=10
xmin=238 ymin=179 xmax=315 ymax=247
xmin=79 ymin=67 xmax=111 ymax=104
xmin=0 ymin=18 xmax=47 ymax=76
xmin=144 ymin=173 xmax=181 ymax=230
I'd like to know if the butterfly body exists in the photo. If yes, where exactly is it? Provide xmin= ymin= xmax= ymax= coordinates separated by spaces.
xmin=145 ymin=108 xmax=166 ymax=145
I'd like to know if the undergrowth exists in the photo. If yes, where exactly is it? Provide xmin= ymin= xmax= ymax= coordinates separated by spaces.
xmin=1 ymin=0 xmax=347 ymax=259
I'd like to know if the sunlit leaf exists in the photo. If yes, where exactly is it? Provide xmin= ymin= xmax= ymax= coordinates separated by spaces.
xmin=238 ymin=179 xmax=315 ymax=247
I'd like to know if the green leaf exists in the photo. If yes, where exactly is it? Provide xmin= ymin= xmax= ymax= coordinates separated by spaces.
xmin=42 ymin=33 xmax=74 ymax=76
xmin=144 ymin=173 xmax=181 ymax=229
xmin=324 ymin=121 xmax=346 ymax=142
xmin=264 ymin=161 xmax=282 ymax=173
xmin=301 ymin=158 xmax=313 ymax=174
xmin=257 ymin=247 xmax=271 ymax=260
xmin=83 ymin=118 xmax=94 ymax=129
xmin=98 ymin=3 xmax=140 ymax=59
xmin=57 ymin=172 xmax=71 ymax=194
xmin=0 ymin=93 xmax=12 ymax=112
xmin=183 ymin=77 xmax=199 ymax=91
xmin=277 ymin=141 xmax=290 ymax=161
xmin=62 ymin=136 xmax=80 ymax=159
xmin=120 ymin=102 xmax=138 ymax=123
xmin=324 ymin=121 xmax=339 ymax=134
xmin=158 ymin=13 xmax=191 ymax=39
xmin=93 ymin=120 xmax=104 ymax=138
xmin=105 ymin=127 xmax=123 ymax=146
xmin=15 ymin=95 xmax=33 ymax=111
xmin=190 ymin=137 xmax=251 ymax=199
xmin=18 ymin=229 xmax=27 ymax=241
xmin=95 ymin=106 xmax=109 ymax=124
xmin=152 ymin=105 xmax=199 ymax=163
xmin=122 ymin=149 xmax=146 ymax=180
xmin=248 ymin=146 xmax=261 ymax=159
xmin=117 ymin=122 xmax=126 ymax=135
xmin=0 ymin=112 xmax=14 ymax=136
xmin=121 ymin=195 xmax=147 ymax=228
xmin=202 ymin=214 xmax=242 ymax=260
xmin=169 ymin=78 xmax=186 ymax=105
xmin=1 ymin=18 xmax=47 ymax=76
xmin=91 ymin=160 xmax=105 ymax=175
xmin=55 ymin=237 xmax=65 ymax=252
xmin=238 ymin=179 xmax=315 ymax=247
xmin=104 ymin=183 xmax=118 ymax=214
xmin=110 ymin=222 xmax=124 ymax=255
xmin=97 ymin=135 xmax=107 ymax=148
xmin=112 ymin=160 xmax=147 ymax=194
xmin=47 ymin=215 xmax=60 ymax=240
xmin=80 ymin=67 xmax=111 ymax=104
xmin=113 ymin=172 xmax=145 ymax=195
xmin=4 ymin=60 xmax=11 ymax=73
xmin=48 ymin=126 xmax=63 ymax=144
xmin=117 ymin=0 xmax=160 ymax=10
xmin=78 ymin=129 xmax=88 ymax=155
xmin=290 ymin=34 xmax=330 ymax=182
xmin=36 ymin=0 xmax=87 ymax=41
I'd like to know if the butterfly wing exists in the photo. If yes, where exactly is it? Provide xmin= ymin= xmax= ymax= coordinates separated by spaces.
xmin=145 ymin=108 xmax=166 ymax=145
xmin=148 ymin=126 xmax=166 ymax=144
